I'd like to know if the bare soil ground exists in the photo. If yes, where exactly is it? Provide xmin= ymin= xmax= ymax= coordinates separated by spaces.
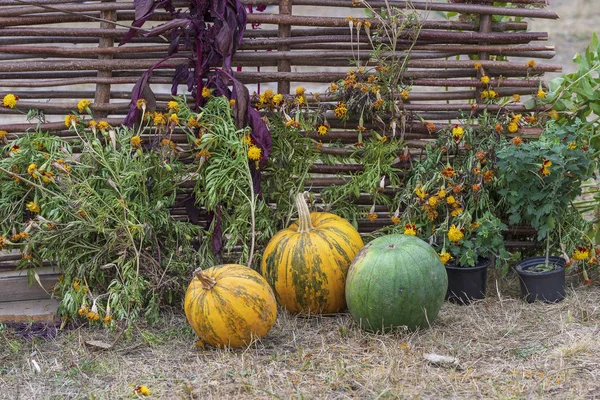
xmin=1 ymin=273 xmax=599 ymax=399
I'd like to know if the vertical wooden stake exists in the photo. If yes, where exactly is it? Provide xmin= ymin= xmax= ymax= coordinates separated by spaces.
xmin=278 ymin=0 xmax=293 ymax=95
xmin=476 ymin=14 xmax=492 ymax=105
xmin=94 ymin=0 xmax=117 ymax=119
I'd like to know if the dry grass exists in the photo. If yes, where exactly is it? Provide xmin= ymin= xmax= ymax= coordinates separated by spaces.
xmin=1 ymin=274 xmax=599 ymax=400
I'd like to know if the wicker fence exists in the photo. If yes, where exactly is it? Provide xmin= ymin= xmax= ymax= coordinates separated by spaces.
xmin=0 ymin=0 xmax=561 ymax=270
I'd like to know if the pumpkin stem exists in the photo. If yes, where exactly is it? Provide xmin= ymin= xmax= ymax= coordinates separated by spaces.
xmin=295 ymin=192 xmax=314 ymax=233
xmin=193 ymin=267 xmax=217 ymax=290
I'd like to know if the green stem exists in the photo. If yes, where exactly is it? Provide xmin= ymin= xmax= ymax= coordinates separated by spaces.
xmin=295 ymin=192 xmax=314 ymax=233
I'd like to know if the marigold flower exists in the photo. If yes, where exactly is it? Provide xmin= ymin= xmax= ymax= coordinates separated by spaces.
xmin=186 ymin=117 xmax=199 ymax=128
xmin=161 ymin=139 xmax=176 ymax=149
xmin=472 ymin=183 xmax=481 ymax=192
xmin=480 ymin=75 xmax=490 ymax=85
xmin=64 ymin=114 xmax=79 ymax=128
xmin=481 ymin=90 xmax=489 ymax=99
xmin=316 ymin=124 xmax=329 ymax=136
xmin=446 ymin=195 xmax=456 ymax=205
xmin=169 ymin=114 xmax=179 ymax=124
xmin=526 ymin=59 xmax=536 ymax=68
xmin=134 ymin=386 xmax=151 ymax=396
xmin=507 ymin=122 xmax=519 ymax=133
xmin=27 ymin=163 xmax=38 ymax=176
xmin=329 ymin=83 xmax=339 ymax=92
xmin=41 ymin=171 xmax=55 ymax=184
xmin=130 ymin=135 xmax=142 ymax=148
xmin=0 ymin=130 xmax=7 ymax=140
xmin=404 ymin=223 xmax=417 ymax=236
xmin=473 ymin=62 xmax=482 ymax=71
xmin=201 ymin=87 xmax=212 ymax=98
xmin=26 ymin=201 xmax=40 ymax=213
xmin=547 ymin=109 xmax=558 ymax=120
xmin=295 ymin=95 xmax=306 ymax=106
xmin=470 ymin=222 xmax=481 ymax=230
xmin=373 ymin=98 xmax=384 ymax=110
xmin=540 ymin=158 xmax=552 ymax=176
xmin=136 ymin=99 xmax=147 ymax=110
xmin=572 ymin=246 xmax=589 ymax=261
xmin=334 ymin=102 xmax=347 ymax=118
xmin=167 ymin=101 xmax=179 ymax=112
xmin=153 ymin=112 xmax=167 ymax=126
xmin=77 ymin=306 xmax=88 ymax=316
xmin=367 ymin=212 xmax=378 ymax=222
xmin=97 ymin=121 xmax=110 ymax=131
xmin=488 ymin=89 xmax=497 ymax=98
xmin=3 ymin=93 xmax=18 ymax=108
xmin=473 ymin=167 xmax=482 ymax=175
xmin=438 ymin=188 xmax=447 ymax=198
xmin=76 ymin=99 xmax=90 ymax=113
xmin=0 ymin=236 xmax=5 ymax=250
xmin=511 ymin=94 xmax=521 ymax=103
xmin=415 ymin=187 xmax=427 ymax=199
xmin=87 ymin=311 xmax=100 ymax=321
xmin=448 ymin=224 xmax=464 ymax=242
xmin=568 ymin=142 xmax=577 ymax=150
xmin=295 ymin=86 xmax=305 ymax=97
xmin=391 ymin=216 xmax=401 ymax=225
xmin=247 ymin=145 xmax=262 ymax=161
xmin=537 ymin=89 xmax=547 ymax=99
xmin=439 ymin=252 xmax=451 ymax=265
xmin=451 ymin=125 xmax=464 ymax=141
xmin=483 ymin=170 xmax=494 ymax=183
xmin=400 ymin=89 xmax=409 ymax=100
xmin=428 ymin=196 xmax=438 ymax=208
xmin=103 ymin=315 xmax=113 ymax=325
xmin=441 ymin=166 xmax=456 ymax=178
xmin=451 ymin=207 xmax=463 ymax=217
xmin=511 ymin=137 xmax=523 ymax=146
xmin=269 ymin=94 xmax=282 ymax=105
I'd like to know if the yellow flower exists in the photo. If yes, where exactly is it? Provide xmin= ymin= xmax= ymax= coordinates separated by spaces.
xmin=167 ymin=101 xmax=179 ymax=112
xmin=0 ymin=236 xmax=5 ymax=250
xmin=77 ymin=99 xmax=91 ymax=113
xmin=481 ymin=90 xmax=489 ymax=99
xmin=153 ymin=112 xmax=167 ymax=126
xmin=169 ymin=114 xmax=179 ymax=124
xmin=187 ymin=117 xmax=200 ymax=128
xmin=196 ymin=149 xmax=212 ymax=160
xmin=573 ymin=246 xmax=589 ymax=261
xmin=451 ymin=125 xmax=464 ymax=141
xmin=201 ymin=87 xmax=212 ymax=98
xmin=526 ymin=59 xmax=536 ymax=68
xmin=77 ymin=306 xmax=88 ymax=316
xmin=428 ymin=196 xmax=438 ymax=207
xmin=415 ymin=187 xmax=427 ymax=199
xmin=507 ymin=122 xmax=519 ymax=133
xmin=86 ymin=311 xmax=100 ymax=321
xmin=272 ymin=94 xmax=283 ymax=104
xmin=0 ymin=130 xmax=7 ymax=140
xmin=451 ymin=207 xmax=463 ymax=217
xmin=448 ymin=224 xmax=464 ymax=242
xmin=136 ymin=98 xmax=147 ymax=110
xmin=367 ymin=212 xmax=378 ymax=222
xmin=568 ymin=142 xmax=577 ymax=150
xmin=134 ymin=385 xmax=151 ymax=396
xmin=3 ymin=93 xmax=18 ymax=108
xmin=295 ymin=96 xmax=306 ymax=106
xmin=229 ymin=99 xmax=236 ymax=107
xmin=439 ymin=252 xmax=451 ymax=265
xmin=247 ymin=145 xmax=262 ymax=161
xmin=540 ymin=158 xmax=552 ymax=176
xmin=537 ymin=89 xmax=547 ymax=99
xmin=480 ymin=75 xmax=490 ymax=85
xmin=373 ymin=98 xmax=384 ymax=110
xmin=41 ymin=171 xmax=55 ymax=184
xmin=334 ymin=102 xmax=347 ymax=118
xmin=131 ymin=135 xmax=142 ymax=148
xmin=88 ymin=120 xmax=97 ymax=130
xmin=161 ymin=139 xmax=176 ymax=149
xmin=26 ymin=201 xmax=40 ymax=213
xmin=438 ymin=188 xmax=447 ymax=198
xmin=391 ymin=216 xmax=401 ymax=225
xmin=547 ymin=110 xmax=558 ymax=120
xmin=512 ymin=94 xmax=521 ymax=102
xmin=488 ymin=89 xmax=497 ymax=98
xmin=97 ymin=121 xmax=110 ymax=130
xmin=470 ymin=222 xmax=481 ymax=230
xmin=103 ymin=315 xmax=113 ymax=325
xmin=400 ymin=89 xmax=409 ymax=100
xmin=27 ymin=163 xmax=38 ymax=176
xmin=446 ymin=195 xmax=456 ymax=205
xmin=64 ymin=114 xmax=79 ymax=128
xmin=317 ymin=124 xmax=329 ymax=136
xmin=295 ymin=86 xmax=305 ymax=96
xmin=329 ymin=83 xmax=339 ymax=92
xmin=403 ymin=223 xmax=417 ymax=236
xmin=473 ymin=62 xmax=482 ymax=71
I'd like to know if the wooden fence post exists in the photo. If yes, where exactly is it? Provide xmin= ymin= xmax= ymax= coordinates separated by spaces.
xmin=94 ymin=0 xmax=117 ymax=119
xmin=278 ymin=0 xmax=293 ymax=95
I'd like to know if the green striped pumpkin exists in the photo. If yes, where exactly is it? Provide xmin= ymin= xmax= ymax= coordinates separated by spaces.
xmin=184 ymin=264 xmax=277 ymax=348
xmin=345 ymin=234 xmax=448 ymax=332
xmin=261 ymin=193 xmax=364 ymax=314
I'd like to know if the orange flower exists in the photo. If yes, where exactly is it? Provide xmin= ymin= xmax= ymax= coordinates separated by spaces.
xmin=483 ymin=170 xmax=494 ymax=183
xmin=441 ymin=167 xmax=456 ymax=178
xmin=494 ymin=123 xmax=503 ymax=133
xmin=526 ymin=60 xmax=536 ymax=68
xmin=540 ymin=158 xmax=552 ymax=176
xmin=511 ymin=137 xmax=523 ymax=146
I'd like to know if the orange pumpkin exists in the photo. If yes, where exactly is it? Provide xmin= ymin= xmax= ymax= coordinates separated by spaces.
xmin=184 ymin=264 xmax=277 ymax=348
xmin=261 ymin=192 xmax=364 ymax=314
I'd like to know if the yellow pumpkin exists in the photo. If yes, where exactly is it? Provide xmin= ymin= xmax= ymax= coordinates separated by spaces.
xmin=184 ymin=264 xmax=277 ymax=348
xmin=261 ymin=192 xmax=364 ymax=314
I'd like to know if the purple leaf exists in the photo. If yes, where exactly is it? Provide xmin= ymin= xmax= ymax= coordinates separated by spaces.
xmin=211 ymin=207 xmax=223 ymax=254
xmin=247 ymin=106 xmax=272 ymax=168
xmin=134 ymin=0 xmax=155 ymax=21
xmin=142 ymin=18 xmax=190 ymax=38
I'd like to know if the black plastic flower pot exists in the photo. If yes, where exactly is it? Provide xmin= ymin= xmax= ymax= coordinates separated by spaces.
xmin=514 ymin=256 xmax=566 ymax=304
xmin=445 ymin=258 xmax=491 ymax=305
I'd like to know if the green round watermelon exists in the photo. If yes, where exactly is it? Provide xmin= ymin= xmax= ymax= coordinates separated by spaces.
xmin=345 ymin=234 xmax=448 ymax=332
